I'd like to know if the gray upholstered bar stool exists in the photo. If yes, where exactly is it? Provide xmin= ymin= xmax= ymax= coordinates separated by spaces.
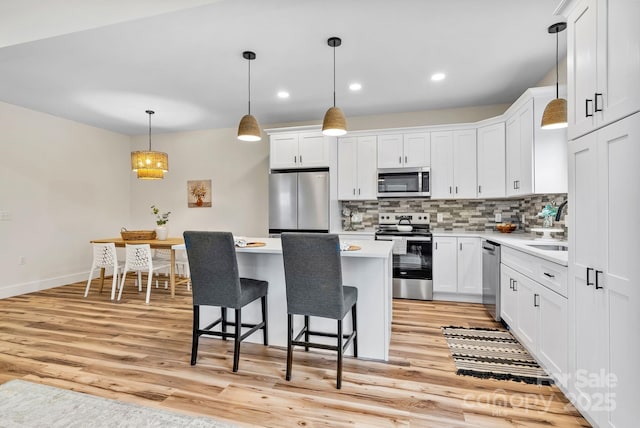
xmin=280 ymin=233 xmax=358 ymax=389
xmin=183 ymin=231 xmax=268 ymax=372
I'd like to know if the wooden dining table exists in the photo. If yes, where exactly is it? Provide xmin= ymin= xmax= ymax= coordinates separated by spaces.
xmin=90 ymin=237 xmax=185 ymax=298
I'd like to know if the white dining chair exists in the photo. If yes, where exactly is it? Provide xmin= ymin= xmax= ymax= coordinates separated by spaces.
xmin=118 ymin=244 xmax=171 ymax=304
xmin=153 ymin=248 xmax=191 ymax=291
xmin=85 ymin=243 xmax=124 ymax=299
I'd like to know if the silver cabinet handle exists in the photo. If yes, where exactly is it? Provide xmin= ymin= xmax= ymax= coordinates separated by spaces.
xmin=509 ymin=278 xmax=514 ymax=290
xmin=405 ymin=156 xmax=408 ymax=163
xmin=478 ymin=185 xmax=482 ymax=194
xmin=512 ymin=280 xmax=517 ymax=291
xmin=543 ymin=272 xmax=555 ymax=278
xmin=449 ymin=186 xmax=452 ymax=194
xmin=455 ymin=186 xmax=458 ymax=194
xmin=534 ymin=293 xmax=540 ymax=307
xmin=294 ymin=156 xmax=297 ymax=163
xmin=353 ymin=188 xmax=356 ymax=195
xmin=459 ymin=242 xmax=462 ymax=251
xmin=586 ymin=267 xmax=594 ymax=285
xmin=399 ymin=156 xmax=402 ymax=164
xmin=435 ymin=242 xmax=438 ymax=250
xmin=358 ymin=188 xmax=361 ymax=195
xmin=513 ymin=181 xmax=517 ymax=189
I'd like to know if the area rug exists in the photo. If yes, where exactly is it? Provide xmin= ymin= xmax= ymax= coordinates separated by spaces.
xmin=441 ymin=326 xmax=553 ymax=385
xmin=0 ymin=379 xmax=237 ymax=428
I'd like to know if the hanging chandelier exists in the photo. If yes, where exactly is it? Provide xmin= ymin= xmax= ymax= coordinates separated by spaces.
xmin=131 ymin=110 xmax=169 ymax=179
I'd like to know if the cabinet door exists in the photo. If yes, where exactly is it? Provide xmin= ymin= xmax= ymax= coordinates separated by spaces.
xmin=598 ymin=0 xmax=640 ymax=129
xmin=433 ymin=237 xmax=457 ymax=293
xmin=537 ymin=284 xmax=568 ymax=385
xmin=270 ymin=134 xmax=299 ymax=169
xmin=597 ymin=114 xmax=640 ymax=428
xmin=567 ymin=0 xmax=598 ymax=139
xmin=452 ymin=129 xmax=477 ymax=199
xmin=500 ymin=264 xmax=517 ymax=328
xmin=430 ymin=131 xmax=454 ymax=198
xmin=505 ymin=116 xmax=521 ymax=196
xmin=337 ymin=137 xmax=358 ymax=200
xmin=298 ymin=133 xmax=329 ymax=167
xmin=355 ymin=136 xmax=378 ymax=200
xmin=377 ymin=134 xmax=404 ymax=168
xmin=403 ymin=133 xmax=430 ymax=167
xmin=514 ymin=273 xmax=537 ymax=353
xmin=477 ymin=122 xmax=506 ymax=198
xmin=517 ymin=100 xmax=534 ymax=194
xmin=457 ymin=237 xmax=482 ymax=294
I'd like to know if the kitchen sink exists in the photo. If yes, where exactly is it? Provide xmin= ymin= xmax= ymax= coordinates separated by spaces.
xmin=527 ymin=244 xmax=568 ymax=251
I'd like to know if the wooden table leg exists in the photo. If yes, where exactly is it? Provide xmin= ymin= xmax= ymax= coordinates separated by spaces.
xmin=170 ymin=250 xmax=176 ymax=297
xmin=98 ymin=267 xmax=105 ymax=293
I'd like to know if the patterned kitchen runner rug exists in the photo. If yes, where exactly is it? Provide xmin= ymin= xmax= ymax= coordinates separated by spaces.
xmin=441 ymin=326 xmax=553 ymax=385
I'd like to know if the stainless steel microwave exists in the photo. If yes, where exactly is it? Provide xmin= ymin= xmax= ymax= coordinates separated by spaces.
xmin=377 ymin=167 xmax=430 ymax=198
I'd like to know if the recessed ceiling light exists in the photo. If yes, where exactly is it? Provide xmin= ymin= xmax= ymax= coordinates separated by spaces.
xmin=277 ymin=91 xmax=290 ymax=99
xmin=349 ymin=83 xmax=362 ymax=91
xmin=431 ymin=73 xmax=446 ymax=81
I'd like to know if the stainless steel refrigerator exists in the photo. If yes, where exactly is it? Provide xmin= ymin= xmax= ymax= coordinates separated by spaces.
xmin=269 ymin=170 xmax=329 ymax=234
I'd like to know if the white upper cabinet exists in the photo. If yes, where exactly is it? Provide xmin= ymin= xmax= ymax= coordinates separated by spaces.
xmin=337 ymin=136 xmax=377 ymax=200
xmin=377 ymin=133 xmax=430 ymax=168
xmin=566 ymin=0 xmax=640 ymax=140
xmin=505 ymin=87 xmax=568 ymax=197
xmin=477 ymin=122 xmax=506 ymax=198
xmin=270 ymin=132 xmax=330 ymax=169
xmin=430 ymin=129 xmax=477 ymax=199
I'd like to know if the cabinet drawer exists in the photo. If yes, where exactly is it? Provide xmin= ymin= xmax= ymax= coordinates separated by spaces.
xmin=501 ymin=247 xmax=536 ymax=278
xmin=535 ymin=258 xmax=567 ymax=298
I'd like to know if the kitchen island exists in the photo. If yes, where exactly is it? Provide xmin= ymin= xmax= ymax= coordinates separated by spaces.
xmin=173 ymin=237 xmax=394 ymax=361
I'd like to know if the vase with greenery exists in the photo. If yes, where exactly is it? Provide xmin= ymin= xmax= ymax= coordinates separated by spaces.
xmin=151 ymin=205 xmax=171 ymax=240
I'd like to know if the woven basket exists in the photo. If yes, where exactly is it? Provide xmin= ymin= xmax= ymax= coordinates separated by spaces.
xmin=120 ymin=228 xmax=156 ymax=240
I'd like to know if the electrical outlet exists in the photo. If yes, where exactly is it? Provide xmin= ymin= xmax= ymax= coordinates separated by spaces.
xmin=494 ymin=213 xmax=502 ymax=223
xmin=437 ymin=213 xmax=444 ymax=223
xmin=18 ymin=256 xmax=26 ymax=265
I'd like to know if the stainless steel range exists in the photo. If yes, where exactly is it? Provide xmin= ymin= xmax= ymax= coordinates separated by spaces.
xmin=375 ymin=212 xmax=433 ymax=300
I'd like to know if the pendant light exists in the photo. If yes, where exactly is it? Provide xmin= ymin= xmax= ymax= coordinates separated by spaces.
xmin=130 ymin=110 xmax=169 ymax=180
xmin=541 ymin=22 xmax=568 ymax=130
xmin=322 ymin=36 xmax=347 ymax=136
xmin=237 ymin=51 xmax=262 ymax=141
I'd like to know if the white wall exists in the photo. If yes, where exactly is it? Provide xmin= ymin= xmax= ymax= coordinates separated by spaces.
xmin=128 ymin=127 xmax=270 ymax=238
xmin=0 ymin=101 xmax=131 ymax=298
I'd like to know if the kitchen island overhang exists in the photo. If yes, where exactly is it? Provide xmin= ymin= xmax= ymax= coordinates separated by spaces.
xmin=174 ymin=238 xmax=393 ymax=361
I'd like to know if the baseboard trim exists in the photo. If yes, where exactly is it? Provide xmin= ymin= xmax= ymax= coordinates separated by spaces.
xmin=0 ymin=272 xmax=88 ymax=299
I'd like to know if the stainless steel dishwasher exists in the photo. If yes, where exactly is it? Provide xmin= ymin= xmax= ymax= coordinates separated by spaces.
xmin=482 ymin=240 xmax=501 ymax=321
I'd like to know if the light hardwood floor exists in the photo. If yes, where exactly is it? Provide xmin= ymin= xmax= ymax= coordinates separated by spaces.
xmin=0 ymin=279 xmax=589 ymax=427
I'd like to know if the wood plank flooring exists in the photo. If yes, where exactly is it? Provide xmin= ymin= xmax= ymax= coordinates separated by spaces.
xmin=0 ymin=280 xmax=590 ymax=427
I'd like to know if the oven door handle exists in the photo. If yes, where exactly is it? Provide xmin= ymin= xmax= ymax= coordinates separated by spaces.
xmin=375 ymin=236 xmax=431 ymax=242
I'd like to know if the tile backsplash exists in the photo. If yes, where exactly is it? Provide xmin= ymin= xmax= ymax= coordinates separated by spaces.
xmin=341 ymin=193 xmax=568 ymax=237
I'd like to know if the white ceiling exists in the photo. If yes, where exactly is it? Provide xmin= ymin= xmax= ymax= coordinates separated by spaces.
xmin=0 ymin=0 xmax=565 ymax=136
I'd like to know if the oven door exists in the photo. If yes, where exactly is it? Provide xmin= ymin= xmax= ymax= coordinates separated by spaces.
xmin=376 ymin=235 xmax=433 ymax=300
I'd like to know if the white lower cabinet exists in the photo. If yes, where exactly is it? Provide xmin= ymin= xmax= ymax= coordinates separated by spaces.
xmin=500 ymin=247 xmax=568 ymax=385
xmin=433 ymin=236 xmax=481 ymax=301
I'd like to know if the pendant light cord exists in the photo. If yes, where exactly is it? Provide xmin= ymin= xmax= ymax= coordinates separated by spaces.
xmin=332 ymin=43 xmax=336 ymax=107
xmin=555 ymin=30 xmax=559 ymax=99
xmin=248 ymin=57 xmax=252 ymax=115
xmin=148 ymin=111 xmax=152 ymax=151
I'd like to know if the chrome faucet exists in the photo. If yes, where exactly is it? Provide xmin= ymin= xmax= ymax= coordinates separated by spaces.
xmin=555 ymin=200 xmax=568 ymax=221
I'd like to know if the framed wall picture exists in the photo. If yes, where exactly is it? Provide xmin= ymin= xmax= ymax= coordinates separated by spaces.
xmin=187 ymin=179 xmax=212 ymax=208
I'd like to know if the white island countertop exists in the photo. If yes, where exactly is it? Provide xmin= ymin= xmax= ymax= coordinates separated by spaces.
xmin=173 ymin=237 xmax=392 ymax=259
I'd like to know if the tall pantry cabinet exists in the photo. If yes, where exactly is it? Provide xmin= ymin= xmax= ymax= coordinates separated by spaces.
xmin=562 ymin=0 xmax=640 ymax=426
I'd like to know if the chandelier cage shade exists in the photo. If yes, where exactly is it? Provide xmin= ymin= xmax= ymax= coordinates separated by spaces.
xmin=237 ymin=51 xmax=262 ymax=141
xmin=322 ymin=36 xmax=347 ymax=136
xmin=541 ymin=22 xmax=568 ymax=130
xmin=131 ymin=110 xmax=168 ymax=179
